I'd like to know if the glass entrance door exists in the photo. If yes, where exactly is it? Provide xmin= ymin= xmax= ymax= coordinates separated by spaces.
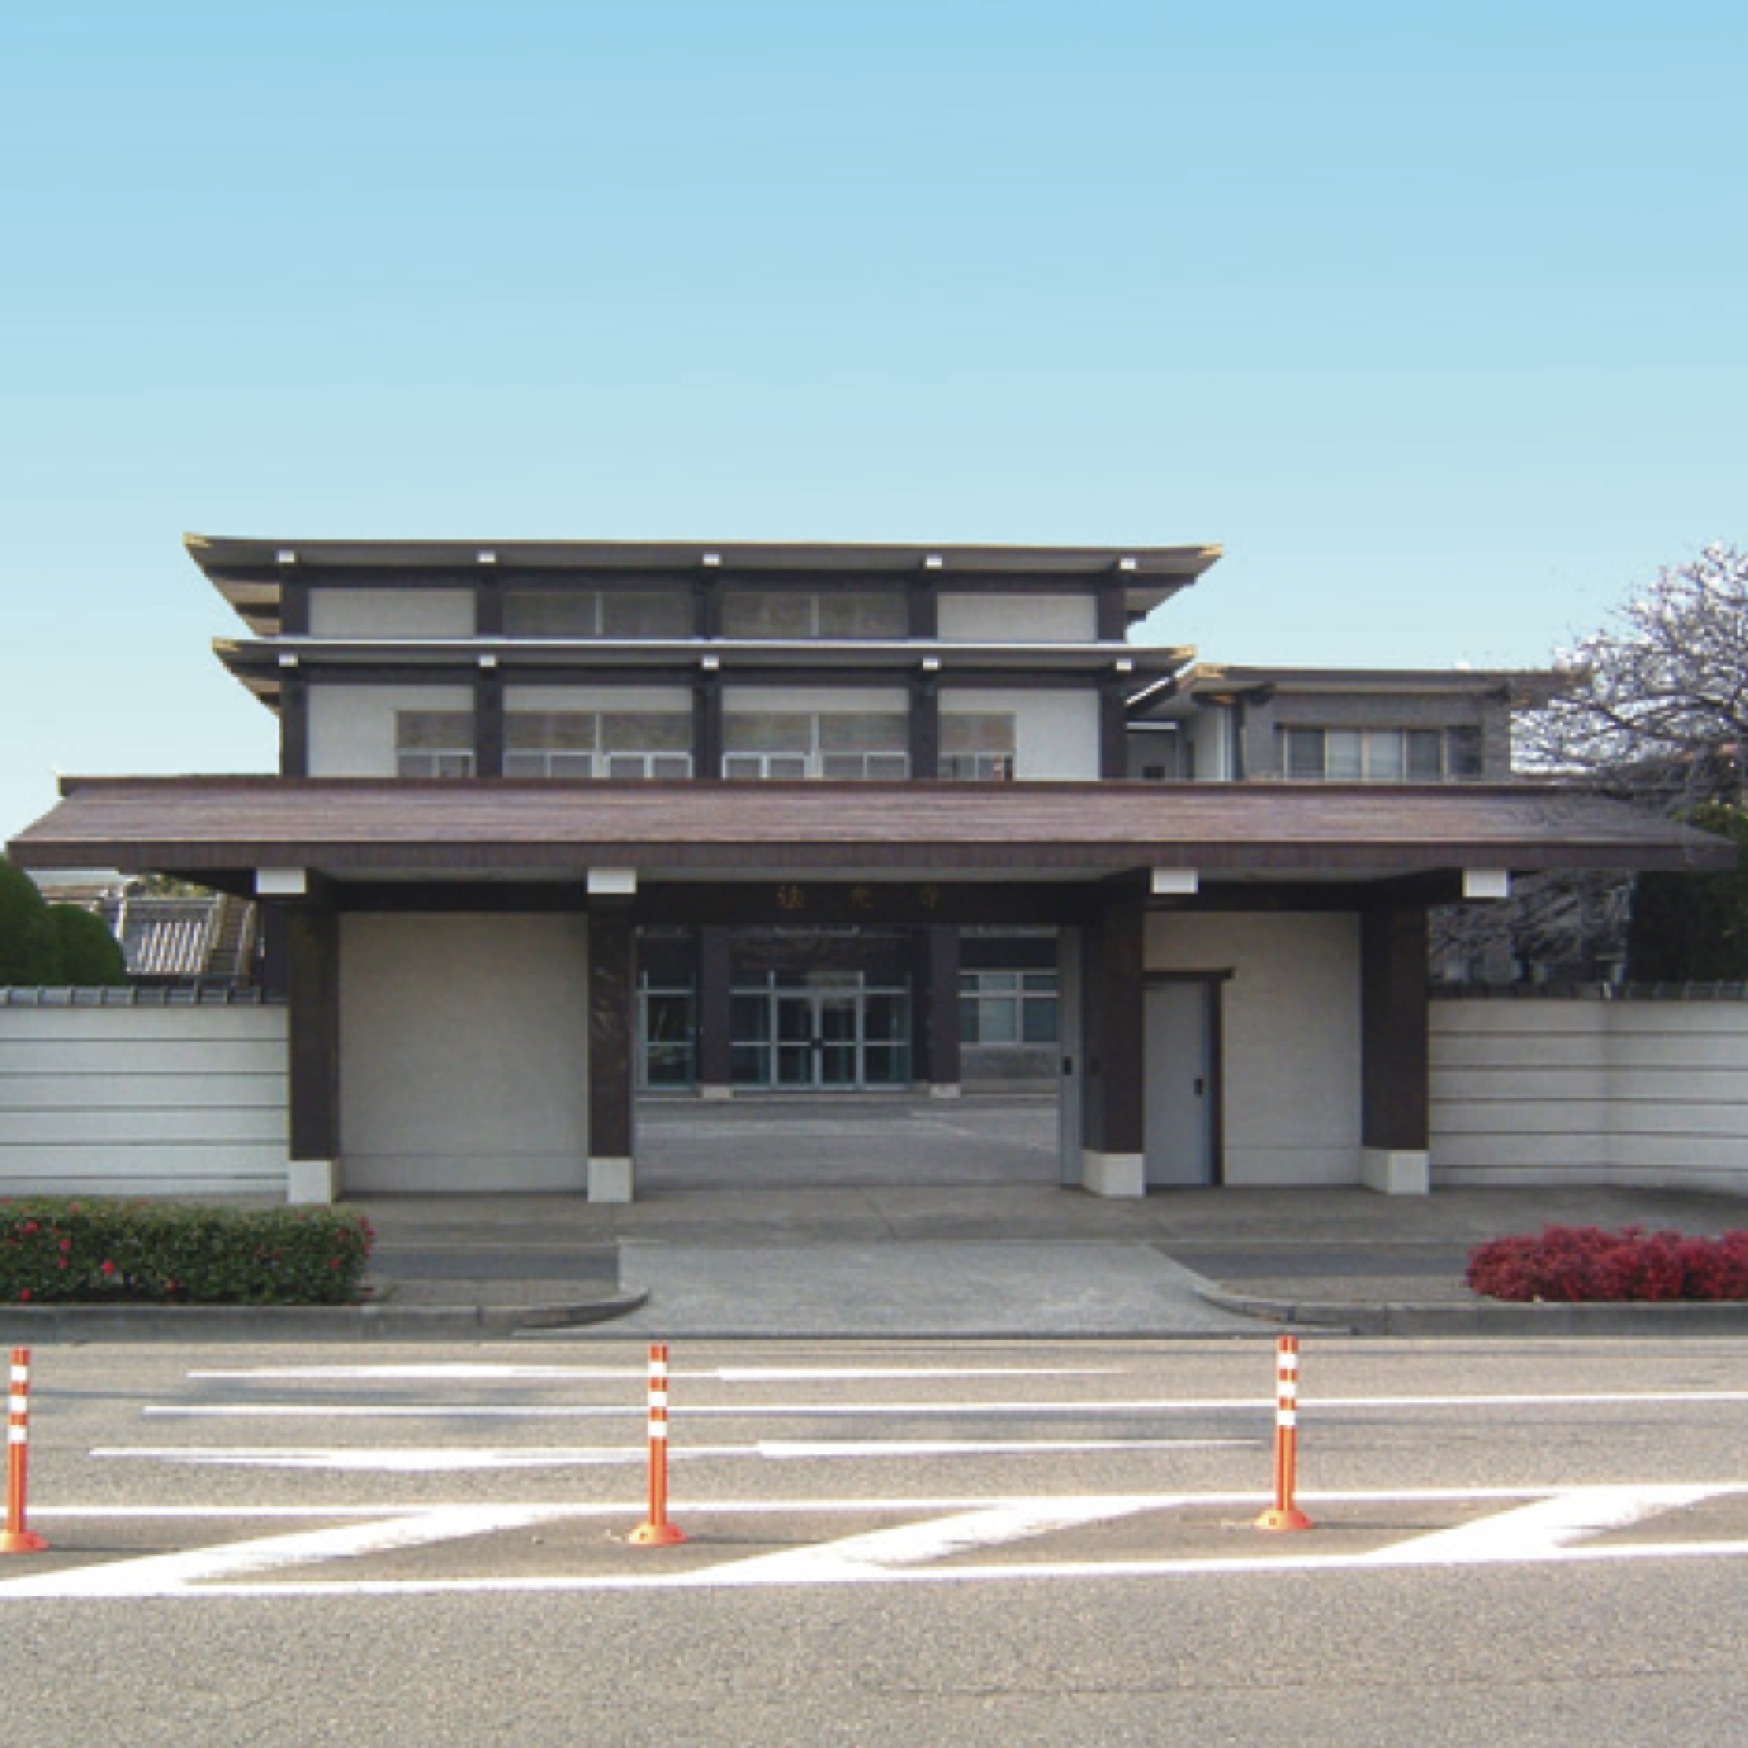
xmin=775 ymin=993 xmax=819 ymax=1087
xmin=817 ymin=992 xmax=859 ymax=1087
xmin=774 ymin=990 xmax=862 ymax=1087
xmin=732 ymin=973 xmax=912 ymax=1090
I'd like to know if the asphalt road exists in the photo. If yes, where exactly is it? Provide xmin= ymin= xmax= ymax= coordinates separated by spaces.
xmin=4 ymin=1336 xmax=1748 ymax=1746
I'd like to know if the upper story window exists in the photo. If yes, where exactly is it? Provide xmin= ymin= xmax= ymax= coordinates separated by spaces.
xmin=1281 ymin=726 xmax=1484 ymax=782
xmin=397 ymin=711 xmax=476 ymax=778
xmin=940 ymin=712 xmax=1016 ymax=780
xmin=502 ymin=588 xmax=693 ymax=639
xmin=722 ymin=710 xmax=909 ymax=779
xmin=506 ymin=710 xmax=692 ymax=779
xmin=720 ymin=589 xmax=908 ymax=640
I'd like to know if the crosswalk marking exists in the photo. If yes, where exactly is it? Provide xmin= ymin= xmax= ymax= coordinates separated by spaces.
xmin=707 ymin=1498 xmax=1164 ymax=1585
xmin=4 ymin=1486 xmax=1746 ymax=1600
xmin=1360 ymin=1483 xmax=1725 ymax=1564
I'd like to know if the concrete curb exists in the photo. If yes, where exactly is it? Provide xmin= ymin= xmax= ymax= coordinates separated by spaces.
xmin=0 ymin=1289 xmax=649 ymax=1345
xmin=1197 ymin=1285 xmax=1748 ymax=1337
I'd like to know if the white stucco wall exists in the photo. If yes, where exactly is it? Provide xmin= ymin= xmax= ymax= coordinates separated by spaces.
xmin=943 ymin=689 xmax=1101 ymax=780
xmin=1146 ymin=912 xmax=1362 ymax=1184
xmin=937 ymin=593 xmax=1097 ymax=642
xmin=309 ymin=588 xmax=475 ymax=638
xmin=338 ymin=913 xmax=590 ymax=1192
xmin=307 ymin=685 xmax=474 ymax=777
xmin=0 ymin=1004 xmax=289 ymax=1196
xmin=1432 ymin=999 xmax=1748 ymax=1192
xmin=1185 ymin=707 xmax=1236 ymax=781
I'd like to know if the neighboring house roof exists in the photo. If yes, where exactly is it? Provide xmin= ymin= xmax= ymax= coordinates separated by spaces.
xmin=1130 ymin=663 xmax=1565 ymax=717
xmin=8 ymin=776 xmax=1732 ymax=885
xmin=95 ymin=896 xmax=223 ymax=979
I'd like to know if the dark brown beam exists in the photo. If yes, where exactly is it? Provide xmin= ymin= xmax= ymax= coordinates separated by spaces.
xmin=285 ymin=900 xmax=339 ymax=1163
xmin=279 ymin=674 xmax=309 ymax=778
xmin=587 ymin=902 xmax=636 ymax=1163
xmin=1361 ymin=904 xmax=1431 ymax=1152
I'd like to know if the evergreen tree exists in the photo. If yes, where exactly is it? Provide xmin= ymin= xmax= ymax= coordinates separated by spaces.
xmin=0 ymin=858 xmax=62 ymax=984
xmin=1627 ymin=805 xmax=1748 ymax=980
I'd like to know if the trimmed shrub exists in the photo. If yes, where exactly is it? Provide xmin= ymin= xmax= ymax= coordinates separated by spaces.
xmin=0 ymin=858 xmax=60 ymax=985
xmin=48 ymin=904 xmax=128 ymax=985
xmin=1467 ymin=1224 xmax=1748 ymax=1304
xmin=0 ymin=1200 xmax=375 ymax=1307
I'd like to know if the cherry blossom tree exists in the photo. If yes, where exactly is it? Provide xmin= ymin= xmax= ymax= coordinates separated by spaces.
xmin=1523 ymin=543 xmax=1748 ymax=808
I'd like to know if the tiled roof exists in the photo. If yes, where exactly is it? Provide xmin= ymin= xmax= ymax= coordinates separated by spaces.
xmin=9 ymin=777 xmax=1732 ymax=881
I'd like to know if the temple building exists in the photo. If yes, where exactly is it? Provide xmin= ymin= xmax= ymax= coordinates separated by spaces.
xmin=8 ymin=536 xmax=1729 ymax=1202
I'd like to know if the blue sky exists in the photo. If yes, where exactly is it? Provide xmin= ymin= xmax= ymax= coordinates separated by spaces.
xmin=3 ymin=0 xmax=1744 ymax=840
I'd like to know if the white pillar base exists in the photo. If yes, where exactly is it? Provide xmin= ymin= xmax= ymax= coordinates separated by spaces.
xmin=1081 ymin=1150 xmax=1146 ymax=1198
xmin=1360 ymin=1148 xmax=1430 ymax=1196
xmin=928 ymin=1083 xmax=963 ymax=1100
xmin=588 ymin=1157 xmax=634 ymax=1203
xmin=286 ymin=1159 xmax=338 ymax=1205
xmin=698 ymin=1085 xmax=734 ymax=1103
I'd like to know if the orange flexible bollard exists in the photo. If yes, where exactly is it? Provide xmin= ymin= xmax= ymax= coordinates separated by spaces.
xmin=3 ymin=1348 xmax=50 ymax=1555
xmin=1254 ymin=1334 xmax=1314 ymax=1533
xmin=629 ymin=1342 xmax=686 ymax=1547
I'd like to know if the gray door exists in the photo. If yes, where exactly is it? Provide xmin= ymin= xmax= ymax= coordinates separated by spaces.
xmin=1057 ymin=929 xmax=1084 ymax=1187
xmin=1145 ymin=981 xmax=1216 ymax=1187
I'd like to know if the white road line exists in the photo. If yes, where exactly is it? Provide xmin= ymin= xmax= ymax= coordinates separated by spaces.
xmin=751 ymin=1438 xmax=1252 ymax=1459
xmin=1359 ymin=1483 xmax=1725 ymax=1563
xmin=92 ymin=1436 xmax=1252 ymax=1473
xmin=12 ymin=1534 xmax=1748 ymax=1601
xmin=186 ymin=1365 xmax=1117 ymax=1384
xmin=137 ymin=1389 xmax=1748 ymax=1422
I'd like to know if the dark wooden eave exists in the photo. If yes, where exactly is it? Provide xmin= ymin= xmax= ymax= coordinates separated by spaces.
xmin=186 ymin=534 xmax=1222 ymax=636
xmin=8 ymin=777 xmax=1732 ymax=884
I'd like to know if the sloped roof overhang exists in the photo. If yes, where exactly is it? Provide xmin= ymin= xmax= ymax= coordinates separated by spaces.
xmin=190 ymin=535 xmax=1223 ymax=637
xmin=8 ymin=778 xmax=1732 ymax=889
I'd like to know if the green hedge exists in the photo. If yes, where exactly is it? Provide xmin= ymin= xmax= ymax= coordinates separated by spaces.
xmin=0 ymin=1200 xmax=375 ymax=1307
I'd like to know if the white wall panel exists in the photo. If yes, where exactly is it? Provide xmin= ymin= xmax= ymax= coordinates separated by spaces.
xmin=1432 ymin=1000 xmax=1748 ymax=1191
xmin=945 ymin=689 xmax=1100 ymax=780
xmin=308 ymin=684 xmax=473 ymax=777
xmin=339 ymin=913 xmax=589 ymax=1193
xmin=1147 ymin=912 xmax=1361 ymax=1185
xmin=937 ymin=594 xmax=1096 ymax=642
xmin=0 ymin=1006 xmax=288 ymax=1196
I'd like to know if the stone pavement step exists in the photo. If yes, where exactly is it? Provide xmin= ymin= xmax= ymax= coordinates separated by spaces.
xmin=603 ymin=1240 xmax=1269 ymax=1340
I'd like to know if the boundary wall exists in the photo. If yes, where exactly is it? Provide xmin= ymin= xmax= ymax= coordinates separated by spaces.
xmin=6 ymin=988 xmax=1748 ymax=1200
xmin=0 ymin=992 xmax=288 ymax=1197
xmin=1432 ymin=993 xmax=1748 ymax=1193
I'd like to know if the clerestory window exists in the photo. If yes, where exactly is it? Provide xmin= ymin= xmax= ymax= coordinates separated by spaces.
xmin=502 ymin=589 xmax=693 ymax=639
xmin=939 ymin=712 xmax=1017 ymax=780
xmin=720 ymin=589 xmax=908 ymax=640
xmin=505 ymin=710 xmax=692 ymax=779
xmin=722 ymin=710 xmax=909 ymax=779
xmin=396 ymin=711 xmax=476 ymax=778
xmin=1281 ymin=726 xmax=1483 ymax=782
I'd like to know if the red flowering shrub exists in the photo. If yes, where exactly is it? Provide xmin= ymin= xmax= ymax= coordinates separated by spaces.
xmin=1467 ymin=1225 xmax=1748 ymax=1303
xmin=0 ymin=1200 xmax=374 ymax=1307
